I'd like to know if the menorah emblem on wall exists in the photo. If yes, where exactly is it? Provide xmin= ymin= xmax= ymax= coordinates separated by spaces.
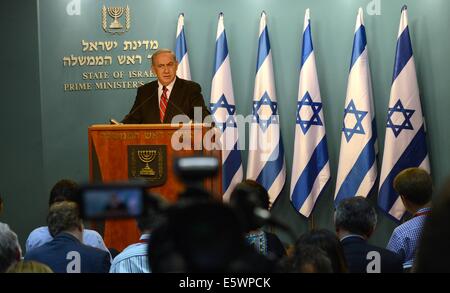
xmin=138 ymin=150 xmax=157 ymax=176
xmin=102 ymin=5 xmax=130 ymax=34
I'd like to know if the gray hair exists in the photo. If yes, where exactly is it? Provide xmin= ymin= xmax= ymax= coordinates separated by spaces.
xmin=0 ymin=222 xmax=21 ymax=273
xmin=334 ymin=197 xmax=377 ymax=237
xmin=151 ymin=49 xmax=178 ymax=66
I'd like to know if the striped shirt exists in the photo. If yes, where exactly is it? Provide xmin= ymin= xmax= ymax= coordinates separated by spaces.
xmin=387 ymin=207 xmax=431 ymax=269
xmin=109 ymin=234 xmax=150 ymax=273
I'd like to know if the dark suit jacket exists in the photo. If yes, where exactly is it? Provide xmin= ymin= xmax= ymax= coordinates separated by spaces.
xmin=122 ymin=77 xmax=210 ymax=124
xmin=24 ymin=232 xmax=110 ymax=273
xmin=341 ymin=236 xmax=403 ymax=273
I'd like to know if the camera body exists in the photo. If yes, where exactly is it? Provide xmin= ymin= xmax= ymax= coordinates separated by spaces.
xmin=79 ymin=182 xmax=146 ymax=220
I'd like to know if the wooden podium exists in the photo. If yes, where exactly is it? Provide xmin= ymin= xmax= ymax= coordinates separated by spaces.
xmin=88 ymin=124 xmax=222 ymax=251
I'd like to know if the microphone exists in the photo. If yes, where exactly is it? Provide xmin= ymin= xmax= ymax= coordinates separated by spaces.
xmin=109 ymin=118 xmax=122 ymax=125
xmin=165 ymin=95 xmax=190 ymax=121
xmin=121 ymin=90 xmax=158 ymax=123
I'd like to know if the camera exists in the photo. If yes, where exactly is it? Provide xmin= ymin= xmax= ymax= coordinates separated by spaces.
xmin=78 ymin=182 xmax=147 ymax=220
xmin=173 ymin=156 xmax=219 ymax=183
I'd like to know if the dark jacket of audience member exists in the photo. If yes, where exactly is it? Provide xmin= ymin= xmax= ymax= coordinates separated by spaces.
xmin=294 ymin=229 xmax=348 ymax=273
xmin=229 ymin=180 xmax=286 ymax=260
xmin=415 ymin=178 xmax=450 ymax=273
xmin=24 ymin=202 xmax=110 ymax=273
xmin=335 ymin=197 xmax=403 ymax=273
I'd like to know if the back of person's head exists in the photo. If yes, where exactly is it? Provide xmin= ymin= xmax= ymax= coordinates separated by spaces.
xmin=0 ymin=222 xmax=21 ymax=273
xmin=47 ymin=201 xmax=82 ymax=237
xmin=229 ymin=180 xmax=270 ymax=232
xmin=394 ymin=168 xmax=432 ymax=206
xmin=415 ymin=178 xmax=450 ymax=272
xmin=137 ymin=193 xmax=167 ymax=233
xmin=290 ymin=244 xmax=333 ymax=273
xmin=48 ymin=179 xmax=80 ymax=206
xmin=334 ymin=196 xmax=377 ymax=238
xmin=295 ymin=229 xmax=348 ymax=273
xmin=6 ymin=260 xmax=53 ymax=273
xmin=149 ymin=200 xmax=273 ymax=272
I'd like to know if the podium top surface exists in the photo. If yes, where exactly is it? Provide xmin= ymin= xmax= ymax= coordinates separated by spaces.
xmin=88 ymin=123 xmax=211 ymax=131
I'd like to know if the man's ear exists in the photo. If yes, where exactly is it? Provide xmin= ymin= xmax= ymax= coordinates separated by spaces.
xmin=15 ymin=247 xmax=22 ymax=261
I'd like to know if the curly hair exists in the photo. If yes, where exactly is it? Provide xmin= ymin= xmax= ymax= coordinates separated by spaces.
xmin=47 ymin=202 xmax=82 ymax=237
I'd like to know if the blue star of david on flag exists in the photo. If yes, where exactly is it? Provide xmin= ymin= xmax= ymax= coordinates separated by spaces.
xmin=342 ymin=99 xmax=368 ymax=142
xmin=386 ymin=99 xmax=415 ymax=137
xmin=209 ymin=95 xmax=237 ymax=132
xmin=252 ymin=91 xmax=279 ymax=132
xmin=296 ymin=91 xmax=323 ymax=134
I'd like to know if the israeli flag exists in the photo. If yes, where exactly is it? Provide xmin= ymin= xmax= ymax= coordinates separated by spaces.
xmin=247 ymin=12 xmax=286 ymax=205
xmin=175 ymin=13 xmax=191 ymax=80
xmin=335 ymin=8 xmax=378 ymax=204
xmin=210 ymin=13 xmax=243 ymax=202
xmin=290 ymin=9 xmax=330 ymax=217
xmin=378 ymin=6 xmax=430 ymax=220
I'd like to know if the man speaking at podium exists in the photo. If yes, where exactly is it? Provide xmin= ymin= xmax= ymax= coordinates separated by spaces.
xmin=122 ymin=49 xmax=210 ymax=124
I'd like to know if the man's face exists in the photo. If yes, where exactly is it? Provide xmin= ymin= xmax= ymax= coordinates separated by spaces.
xmin=152 ymin=52 xmax=178 ymax=86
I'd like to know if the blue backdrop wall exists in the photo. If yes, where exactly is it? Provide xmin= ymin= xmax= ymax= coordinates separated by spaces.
xmin=1 ymin=0 xmax=449 ymax=249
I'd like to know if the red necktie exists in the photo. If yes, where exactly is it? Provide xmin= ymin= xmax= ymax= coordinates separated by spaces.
xmin=159 ymin=86 xmax=168 ymax=123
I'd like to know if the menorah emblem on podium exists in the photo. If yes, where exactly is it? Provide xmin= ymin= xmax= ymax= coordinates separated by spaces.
xmin=102 ymin=5 xmax=130 ymax=34
xmin=138 ymin=150 xmax=157 ymax=176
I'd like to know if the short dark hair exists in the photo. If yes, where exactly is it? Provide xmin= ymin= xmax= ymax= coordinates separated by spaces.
xmin=47 ymin=202 xmax=82 ymax=237
xmin=229 ymin=180 xmax=270 ymax=231
xmin=48 ymin=179 xmax=80 ymax=206
xmin=335 ymin=197 xmax=377 ymax=237
xmin=137 ymin=193 xmax=166 ymax=232
xmin=295 ymin=229 xmax=348 ymax=273
xmin=394 ymin=168 xmax=432 ymax=206
xmin=291 ymin=244 xmax=333 ymax=273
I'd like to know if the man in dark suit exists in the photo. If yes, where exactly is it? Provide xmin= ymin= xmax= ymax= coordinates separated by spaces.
xmin=334 ymin=197 xmax=403 ymax=273
xmin=25 ymin=202 xmax=110 ymax=273
xmin=122 ymin=49 xmax=210 ymax=124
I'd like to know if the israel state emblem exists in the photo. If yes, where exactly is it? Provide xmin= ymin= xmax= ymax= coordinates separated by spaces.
xmin=102 ymin=5 xmax=130 ymax=35
xmin=128 ymin=145 xmax=167 ymax=187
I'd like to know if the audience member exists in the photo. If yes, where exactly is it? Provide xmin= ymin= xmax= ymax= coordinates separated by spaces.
xmin=386 ymin=168 xmax=432 ymax=270
xmin=26 ymin=179 xmax=110 ymax=255
xmin=229 ymin=180 xmax=286 ymax=260
xmin=290 ymin=244 xmax=333 ymax=273
xmin=148 ymin=200 xmax=275 ymax=272
xmin=0 ymin=222 xmax=22 ymax=273
xmin=294 ymin=229 xmax=348 ymax=273
xmin=335 ymin=197 xmax=403 ymax=273
xmin=110 ymin=193 xmax=166 ymax=273
xmin=414 ymin=178 xmax=450 ymax=273
xmin=24 ymin=202 xmax=110 ymax=273
xmin=6 ymin=260 xmax=53 ymax=273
